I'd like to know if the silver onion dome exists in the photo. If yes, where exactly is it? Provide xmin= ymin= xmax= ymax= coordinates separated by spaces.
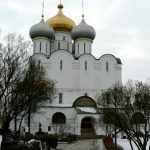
xmin=29 ymin=18 xmax=55 ymax=39
xmin=71 ymin=17 xmax=96 ymax=40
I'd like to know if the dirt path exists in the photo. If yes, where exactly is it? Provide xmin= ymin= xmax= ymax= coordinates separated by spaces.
xmin=57 ymin=139 xmax=96 ymax=150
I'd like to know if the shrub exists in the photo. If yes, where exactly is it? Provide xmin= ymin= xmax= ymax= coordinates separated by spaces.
xmin=21 ymin=133 xmax=34 ymax=142
xmin=67 ymin=134 xmax=77 ymax=143
xmin=2 ymin=144 xmax=29 ymax=150
xmin=35 ymin=131 xmax=47 ymax=136
xmin=38 ymin=134 xmax=58 ymax=149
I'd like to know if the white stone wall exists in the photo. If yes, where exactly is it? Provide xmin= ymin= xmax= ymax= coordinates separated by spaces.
xmin=33 ymin=50 xmax=122 ymax=106
xmin=24 ymin=27 xmax=123 ymax=135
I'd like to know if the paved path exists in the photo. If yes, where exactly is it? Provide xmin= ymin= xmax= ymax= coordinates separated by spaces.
xmin=57 ymin=139 xmax=96 ymax=150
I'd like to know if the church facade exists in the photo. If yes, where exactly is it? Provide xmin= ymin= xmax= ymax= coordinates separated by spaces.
xmin=28 ymin=2 xmax=122 ymax=136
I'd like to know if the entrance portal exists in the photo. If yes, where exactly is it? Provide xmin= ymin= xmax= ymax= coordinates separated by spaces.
xmin=81 ymin=117 xmax=95 ymax=138
xmin=81 ymin=118 xmax=92 ymax=128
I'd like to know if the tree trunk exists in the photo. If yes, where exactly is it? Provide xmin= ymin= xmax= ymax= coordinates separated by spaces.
xmin=14 ymin=113 xmax=17 ymax=132
xmin=18 ymin=115 xmax=24 ymax=132
xmin=28 ymin=105 xmax=31 ymax=133
xmin=141 ymin=144 xmax=147 ymax=150
xmin=1 ymin=120 xmax=10 ymax=147
xmin=129 ymin=139 xmax=134 ymax=150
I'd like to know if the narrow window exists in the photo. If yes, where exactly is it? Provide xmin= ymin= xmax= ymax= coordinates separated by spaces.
xmin=48 ymin=126 xmax=51 ymax=131
xmin=46 ymin=43 xmax=47 ymax=54
xmin=58 ymin=42 xmax=60 ymax=49
xmin=63 ymin=36 xmax=65 ymax=40
xmin=106 ymin=62 xmax=109 ymax=72
xmin=84 ymin=43 xmax=86 ymax=54
xmin=50 ymin=42 xmax=51 ymax=54
xmin=40 ymin=42 xmax=42 ymax=52
xmin=59 ymin=93 xmax=62 ymax=104
xmin=60 ymin=60 xmax=62 ymax=70
xmin=85 ymin=61 xmax=87 ymax=70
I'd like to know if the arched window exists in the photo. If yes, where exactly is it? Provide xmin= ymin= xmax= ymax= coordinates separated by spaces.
xmin=39 ymin=42 xmax=42 ymax=52
xmin=106 ymin=62 xmax=109 ymax=72
xmin=85 ymin=61 xmax=87 ymax=70
xmin=52 ymin=112 xmax=66 ymax=124
xmin=60 ymin=60 xmax=62 ymax=70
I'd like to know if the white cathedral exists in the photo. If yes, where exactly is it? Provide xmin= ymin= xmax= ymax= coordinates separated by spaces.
xmin=27 ymin=2 xmax=122 ymax=136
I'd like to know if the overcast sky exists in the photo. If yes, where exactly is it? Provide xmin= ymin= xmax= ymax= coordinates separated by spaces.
xmin=0 ymin=0 xmax=150 ymax=83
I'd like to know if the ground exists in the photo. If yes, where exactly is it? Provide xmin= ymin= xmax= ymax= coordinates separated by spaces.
xmin=57 ymin=139 xmax=96 ymax=150
xmin=118 ymin=139 xmax=150 ymax=150
xmin=57 ymin=138 xmax=150 ymax=150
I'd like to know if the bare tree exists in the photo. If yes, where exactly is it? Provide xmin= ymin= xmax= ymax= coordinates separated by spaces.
xmin=0 ymin=33 xmax=56 ymax=141
xmin=98 ymin=81 xmax=150 ymax=150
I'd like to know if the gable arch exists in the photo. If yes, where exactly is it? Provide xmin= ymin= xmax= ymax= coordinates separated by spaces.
xmin=73 ymin=96 xmax=97 ymax=108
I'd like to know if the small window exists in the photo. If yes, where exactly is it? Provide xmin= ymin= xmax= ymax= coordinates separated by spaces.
xmin=60 ymin=60 xmax=62 ymax=70
xmin=63 ymin=36 xmax=65 ymax=40
xmin=78 ymin=43 xmax=79 ymax=54
xmin=58 ymin=42 xmax=60 ymax=49
xmin=59 ymin=93 xmax=62 ymax=104
xmin=84 ymin=43 xmax=86 ymax=54
xmin=48 ymin=126 xmax=51 ymax=131
xmin=40 ymin=42 xmax=42 ymax=52
xmin=106 ymin=62 xmax=109 ymax=72
xmin=85 ymin=61 xmax=87 ymax=70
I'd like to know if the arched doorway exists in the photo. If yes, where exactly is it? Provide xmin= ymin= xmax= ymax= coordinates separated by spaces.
xmin=81 ymin=117 xmax=92 ymax=128
xmin=81 ymin=117 xmax=96 ymax=138
xmin=52 ymin=112 xmax=66 ymax=134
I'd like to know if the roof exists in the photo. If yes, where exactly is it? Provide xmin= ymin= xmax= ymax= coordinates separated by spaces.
xmin=75 ymin=107 xmax=98 ymax=114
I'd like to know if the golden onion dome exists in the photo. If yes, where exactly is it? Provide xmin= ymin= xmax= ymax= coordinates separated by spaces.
xmin=47 ymin=3 xmax=76 ymax=32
